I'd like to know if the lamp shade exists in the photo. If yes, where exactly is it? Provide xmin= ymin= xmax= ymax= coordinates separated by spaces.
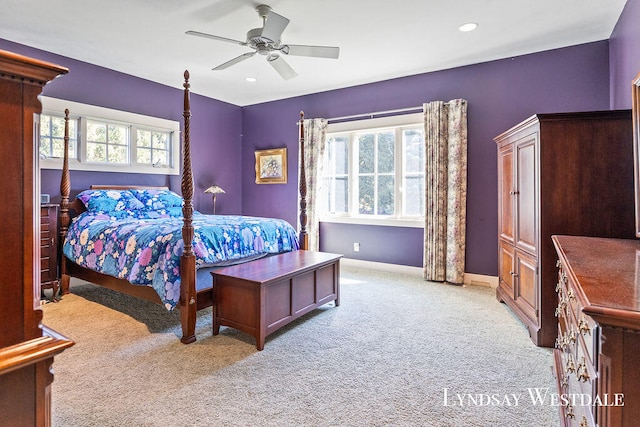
xmin=204 ymin=185 xmax=225 ymax=195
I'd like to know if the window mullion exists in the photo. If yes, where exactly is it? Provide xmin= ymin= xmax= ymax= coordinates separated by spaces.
xmin=373 ymin=133 xmax=379 ymax=216
xmin=350 ymin=133 xmax=357 ymax=215
xmin=396 ymin=127 xmax=403 ymax=218
xmin=79 ymin=118 xmax=87 ymax=164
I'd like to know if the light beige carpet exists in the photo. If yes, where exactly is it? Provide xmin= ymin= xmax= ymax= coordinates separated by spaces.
xmin=43 ymin=266 xmax=559 ymax=426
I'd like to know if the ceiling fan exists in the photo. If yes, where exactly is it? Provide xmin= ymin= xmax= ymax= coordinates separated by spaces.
xmin=186 ymin=4 xmax=340 ymax=80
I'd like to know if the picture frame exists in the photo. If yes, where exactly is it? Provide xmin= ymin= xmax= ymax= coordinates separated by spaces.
xmin=255 ymin=148 xmax=288 ymax=184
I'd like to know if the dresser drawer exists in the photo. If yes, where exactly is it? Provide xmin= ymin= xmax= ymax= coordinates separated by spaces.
xmin=40 ymin=204 xmax=59 ymax=300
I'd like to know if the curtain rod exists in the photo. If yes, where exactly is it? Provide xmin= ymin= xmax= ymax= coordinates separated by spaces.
xmin=327 ymin=106 xmax=423 ymax=123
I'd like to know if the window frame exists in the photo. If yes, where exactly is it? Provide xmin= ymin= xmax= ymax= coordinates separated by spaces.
xmin=39 ymin=96 xmax=180 ymax=175
xmin=321 ymin=112 xmax=424 ymax=228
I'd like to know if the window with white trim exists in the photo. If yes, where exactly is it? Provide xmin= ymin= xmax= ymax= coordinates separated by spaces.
xmin=39 ymin=113 xmax=78 ymax=159
xmin=322 ymin=113 xmax=425 ymax=227
xmin=39 ymin=97 xmax=180 ymax=175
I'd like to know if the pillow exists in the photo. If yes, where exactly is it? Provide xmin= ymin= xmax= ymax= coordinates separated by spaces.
xmin=78 ymin=189 xmax=145 ymax=213
xmin=131 ymin=189 xmax=183 ymax=210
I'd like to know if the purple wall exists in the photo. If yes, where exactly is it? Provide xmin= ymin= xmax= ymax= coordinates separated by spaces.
xmin=610 ymin=0 xmax=640 ymax=109
xmin=242 ymin=41 xmax=612 ymax=274
xmin=0 ymin=33 xmax=620 ymax=276
xmin=0 ymin=39 xmax=243 ymax=215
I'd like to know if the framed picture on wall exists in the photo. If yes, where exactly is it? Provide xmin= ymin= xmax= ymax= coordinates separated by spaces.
xmin=255 ymin=148 xmax=287 ymax=184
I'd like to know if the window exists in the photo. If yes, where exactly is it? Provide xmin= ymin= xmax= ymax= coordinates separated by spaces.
xmin=39 ymin=113 xmax=78 ymax=159
xmin=39 ymin=97 xmax=180 ymax=175
xmin=322 ymin=113 xmax=424 ymax=227
xmin=86 ymin=120 xmax=129 ymax=164
xmin=137 ymin=129 xmax=171 ymax=167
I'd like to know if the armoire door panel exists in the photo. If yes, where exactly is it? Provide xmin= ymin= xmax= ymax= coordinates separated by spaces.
xmin=498 ymin=241 xmax=515 ymax=299
xmin=498 ymin=145 xmax=515 ymax=244
xmin=515 ymin=136 xmax=537 ymax=255
xmin=514 ymin=250 xmax=537 ymax=322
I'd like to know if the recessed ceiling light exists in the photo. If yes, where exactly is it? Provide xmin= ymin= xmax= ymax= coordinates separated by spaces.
xmin=459 ymin=22 xmax=478 ymax=32
xmin=245 ymin=77 xmax=257 ymax=82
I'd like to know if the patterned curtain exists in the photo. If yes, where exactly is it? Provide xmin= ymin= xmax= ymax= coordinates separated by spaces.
xmin=298 ymin=118 xmax=327 ymax=251
xmin=423 ymin=99 xmax=468 ymax=284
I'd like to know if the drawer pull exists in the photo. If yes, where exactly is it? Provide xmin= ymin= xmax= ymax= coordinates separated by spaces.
xmin=556 ymin=259 xmax=561 ymax=268
xmin=559 ymin=297 xmax=567 ymax=310
xmin=567 ymin=289 xmax=576 ymax=302
xmin=579 ymin=415 xmax=589 ymax=427
xmin=560 ymin=271 xmax=567 ymax=284
xmin=568 ymin=329 xmax=577 ymax=344
xmin=566 ymin=354 xmax=576 ymax=373
xmin=578 ymin=316 xmax=591 ymax=335
xmin=577 ymin=357 xmax=590 ymax=382
xmin=560 ymin=373 xmax=569 ymax=389
xmin=565 ymin=402 xmax=575 ymax=419
xmin=555 ymin=281 xmax=562 ymax=293
xmin=555 ymin=306 xmax=563 ymax=318
xmin=555 ymin=336 xmax=566 ymax=350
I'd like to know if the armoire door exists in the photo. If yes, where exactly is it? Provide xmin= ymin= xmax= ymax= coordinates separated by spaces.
xmin=515 ymin=134 xmax=538 ymax=255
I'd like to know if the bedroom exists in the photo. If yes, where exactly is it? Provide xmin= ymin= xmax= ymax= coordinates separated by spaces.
xmin=1 ymin=0 xmax=640 ymax=425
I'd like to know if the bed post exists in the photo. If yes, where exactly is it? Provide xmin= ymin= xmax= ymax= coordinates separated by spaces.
xmin=179 ymin=70 xmax=197 ymax=344
xmin=59 ymin=109 xmax=71 ymax=295
xmin=298 ymin=111 xmax=309 ymax=251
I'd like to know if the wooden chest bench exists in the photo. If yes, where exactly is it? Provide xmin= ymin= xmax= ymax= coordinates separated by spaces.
xmin=211 ymin=250 xmax=341 ymax=350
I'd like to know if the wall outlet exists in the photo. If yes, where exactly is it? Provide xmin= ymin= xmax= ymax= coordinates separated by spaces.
xmin=353 ymin=242 xmax=360 ymax=252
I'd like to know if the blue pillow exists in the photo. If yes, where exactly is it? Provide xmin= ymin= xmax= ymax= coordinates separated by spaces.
xmin=78 ymin=189 xmax=145 ymax=213
xmin=131 ymin=189 xmax=183 ymax=210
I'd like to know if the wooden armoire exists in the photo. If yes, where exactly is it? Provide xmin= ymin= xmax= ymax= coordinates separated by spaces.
xmin=495 ymin=111 xmax=636 ymax=348
xmin=0 ymin=50 xmax=74 ymax=425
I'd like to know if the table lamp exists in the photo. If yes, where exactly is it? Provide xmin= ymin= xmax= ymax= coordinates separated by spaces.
xmin=204 ymin=184 xmax=225 ymax=214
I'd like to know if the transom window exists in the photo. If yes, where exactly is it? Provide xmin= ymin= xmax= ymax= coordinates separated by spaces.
xmin=39 ymin=97 xmax=180 ymax=175
xmin=322 ymin=113 xmax=424 ymax=227
xmin=86 ymin=120 xmax=129 ymax=164
xmin=137 ymin=129 xmax=171 ymax=167
xmin=39 ymin=114 xmax=78 ymax=159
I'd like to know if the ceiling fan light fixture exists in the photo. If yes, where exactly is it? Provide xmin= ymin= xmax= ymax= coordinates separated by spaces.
xmin=459 ymin=22 xmax=478 ymax=32
xmin=186 ymin=4 xmax=340 ymax=80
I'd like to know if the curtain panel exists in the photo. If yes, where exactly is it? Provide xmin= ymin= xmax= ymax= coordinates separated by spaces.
xmin=298 ymin=118 xmax=327 ymax=251
xmin=423 ymin=99 xmax=468 ymax=284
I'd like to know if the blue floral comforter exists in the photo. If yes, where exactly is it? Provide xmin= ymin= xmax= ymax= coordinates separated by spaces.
xmin=63 ymin=211 xmax=299 ymax=310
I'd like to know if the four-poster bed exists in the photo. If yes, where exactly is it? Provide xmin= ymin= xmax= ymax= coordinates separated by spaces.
xmin=58 ymin=71 xmax=339 ymax=346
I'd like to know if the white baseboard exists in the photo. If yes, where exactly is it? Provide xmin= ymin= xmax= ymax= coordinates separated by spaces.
xmin=340 ymin=257 xmax=498 ymax=288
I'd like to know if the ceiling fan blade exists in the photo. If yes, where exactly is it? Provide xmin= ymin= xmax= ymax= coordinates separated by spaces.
xmin=267 ymin=55 xmax=298 ymax=80
xmin=285 ymin=44 xmax=340 ymax=59
xmin=261 ymin=10 xmax=289 ymax=42
xmin=185 ymin=30 xmax=246 ymax=46
xmin=213 ymin=52 xmax=256 ymax=70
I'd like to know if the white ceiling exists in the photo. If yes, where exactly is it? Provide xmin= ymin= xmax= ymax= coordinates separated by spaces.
xmin=0 ymin=0 xmax=628 ymax=106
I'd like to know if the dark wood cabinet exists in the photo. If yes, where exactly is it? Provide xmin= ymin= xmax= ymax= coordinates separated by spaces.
xmin=0 ymin=50 xmax=73 ymax=426
xmin=553 ymin=235 xmax=640 ymax=427
xmin=40 ymin=204 xmax=59 ymax=300
xmin=495 ymin=111 xmax=636 ymax=347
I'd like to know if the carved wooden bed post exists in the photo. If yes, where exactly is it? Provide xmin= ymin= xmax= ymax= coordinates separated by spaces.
xmin=59 ymin=109 xmax=71 ymax=295
xmin=298 ymin=111 xmax=309 ymax=250
xmin=179 ymin=70 xmax=197 ymax=344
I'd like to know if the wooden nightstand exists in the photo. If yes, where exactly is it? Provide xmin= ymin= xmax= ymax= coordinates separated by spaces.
xmin=41 ymin=204 xmax=59 ymax=301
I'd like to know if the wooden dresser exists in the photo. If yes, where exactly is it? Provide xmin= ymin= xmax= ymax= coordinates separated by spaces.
xmin=40 ymin=204 xmax=59 ymax=300
xmin=553 ymin=235 xmax=640 ymax=427
xmin=495 ymin=111 xmax=636 ymax=347
xmin=0 ymin=50 xmax=73 ymax=425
